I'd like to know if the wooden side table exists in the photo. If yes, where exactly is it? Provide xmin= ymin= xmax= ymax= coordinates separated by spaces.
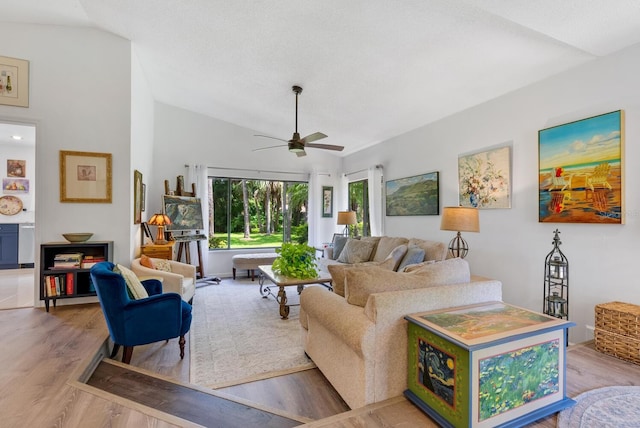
xmin=141 ymin=241 xmax=175 ymax=260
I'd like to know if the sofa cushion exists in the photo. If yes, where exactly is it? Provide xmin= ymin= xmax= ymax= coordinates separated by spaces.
xmin=337 ymin=239 xmax=376 ymax=264
xmin=407 ymin=238 xmax=447 ymax=261
xmin=154 ymin=259 xmax=172 ymax=272
xmin=402 ymin=259 xmax=435 ymax=272
xmin=332 ymin=235 xmax=350 ymax=260
xmin=344 ymin=258 xmax=471 ymax=307
xmin=360 ymin=236 xmax=382 ymax=260
xmin=372 ymin=237 xmax=409 ymax=262
xmin=114 ymin=263 xmax=149 ymax=300
xmin=397 ymin=245 xmax=426 ymax=272
xmin=379 ymin=244 xmax=408 ymax=271
xmin=327 ymin=263 xmax=350 ymax=297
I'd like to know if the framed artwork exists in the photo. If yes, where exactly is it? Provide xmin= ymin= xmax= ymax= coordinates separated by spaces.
xmin=134 ymin=170 xmax=143 ymax=224
xmin=0 ymin=55 xmax=29 ymax=108
xmin=163 ymin=195 xmax=204 ymax=231
xmin=386 ymin=171 xmax=439 ymax=216
xmin=7 ymin=159 xmax=25 ymax=177
xmin=322 ymin=186 xmax=333 ymax=218
xmin=59 ymin=150 xmax=112 ymax=203
xmin=538 ymin=110 xmax=624 ymax=224
xmin=458 ymin=145 xmax=511 ymax=209
xmin=142 ymin=183 xmax=146 ymax=212
xmin=2 ymin=178 xmax=29 ymax=193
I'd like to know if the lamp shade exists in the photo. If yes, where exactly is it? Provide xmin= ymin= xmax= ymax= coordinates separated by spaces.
xmin=337 ymin=211 xmax=357 ymax=225
xmin=148 ymin=213 xmax=171 ymax=226
xmin=440 ymin=207 xmax=479 ymax=232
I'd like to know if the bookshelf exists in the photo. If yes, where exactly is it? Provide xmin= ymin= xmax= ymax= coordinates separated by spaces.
xmin=40 ymin=241 xmax=113 ymax=312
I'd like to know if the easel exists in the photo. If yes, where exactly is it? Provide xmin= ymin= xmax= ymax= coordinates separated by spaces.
xmin=165 ymin=175 xmax=220 ymax=284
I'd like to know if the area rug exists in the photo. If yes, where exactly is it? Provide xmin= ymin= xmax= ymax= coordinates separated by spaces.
xmin=557 ymin=386 xmax=640 ymax=427
xmin=189 ymin=279 xmax=315 ymax=389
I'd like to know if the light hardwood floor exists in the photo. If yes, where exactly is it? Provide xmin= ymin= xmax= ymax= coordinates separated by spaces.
xmin=2 ymin=297 xmax=640 ymax=427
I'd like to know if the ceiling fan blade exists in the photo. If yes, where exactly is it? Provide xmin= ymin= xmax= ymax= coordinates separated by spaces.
xmin=300 ymin=132 xmax=327 ymax=144
xmin=305 ymin=142 xmax=344 ymax=152
xmin=252 ymin=144 xmax=287 ymax=152
xmin=296 ymin=150 xmax=307 ymax=157
xmin=254 ymin=134 xmax=288 ymax=143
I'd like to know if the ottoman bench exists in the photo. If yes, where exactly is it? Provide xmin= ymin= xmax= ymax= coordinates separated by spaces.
xmin=232 ymin=252 xmax=278 ymax=281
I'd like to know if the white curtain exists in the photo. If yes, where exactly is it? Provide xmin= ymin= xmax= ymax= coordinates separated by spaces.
xmin=187 ymin=164 xmax=209 ymax=276
xmin=308 ymin=172 xmax=318 ymax=246
xmin=368 ymin=165 xmax=384 ymax=236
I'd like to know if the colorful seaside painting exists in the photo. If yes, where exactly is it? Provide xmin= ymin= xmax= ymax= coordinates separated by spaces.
xmin=538 ymin=110 xmax=624 ymax=223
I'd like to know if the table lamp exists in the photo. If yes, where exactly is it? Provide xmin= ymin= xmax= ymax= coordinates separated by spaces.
xmin=337 ymin=211 xmax=357 ymax=237
xmin=148 ymin=213 xmax=172 ymax=244
xmin=440 ymin=207 xmax=479 ymax=258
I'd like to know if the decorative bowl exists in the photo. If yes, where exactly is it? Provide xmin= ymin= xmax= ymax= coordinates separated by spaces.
xmin=62 ymin=233 xmax=93 ymax=243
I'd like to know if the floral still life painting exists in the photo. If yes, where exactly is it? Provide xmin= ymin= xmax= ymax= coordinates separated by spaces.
xmin=538 ymin=110 xmax=623 ymax=224
xmin=458 ymin=145 xmax=511 ymax=209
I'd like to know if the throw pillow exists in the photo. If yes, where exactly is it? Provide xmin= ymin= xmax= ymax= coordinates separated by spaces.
xmin=407 ymin=238 xmax=447 ymax=261
xmin=328 ymin=263 xmax=351 ymax=297
xmin=114 ymin=263 xmax=149 ymax=300
xmin=379 ymin=244 xmax=408 ymax=271
xmin=344 ymin=258 xmax=471 ymax=307
xmin=154 ymin=259 xmax=172 ymax=272
xmin=140 ymin=254 xmax=155 ymax=269
xmin=337 ymin=239 xmax=375 ymax=264
xmin=332 ymin=235 xmax=350 ymax=260
xmin=397 ymin=245 xmax=426 ymax=272
xmin=371 ymin=236 xmax=409 ymax=262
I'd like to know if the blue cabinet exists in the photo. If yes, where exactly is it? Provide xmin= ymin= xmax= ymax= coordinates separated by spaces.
xmin=0 ymin=224 xmax=18 ymax=270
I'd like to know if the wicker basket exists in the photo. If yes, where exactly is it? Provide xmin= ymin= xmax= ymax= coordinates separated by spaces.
xmin=595 ymin=301 xmax=640 ymax=338
xmin=595 ymin=301 xmax=640 ymax=365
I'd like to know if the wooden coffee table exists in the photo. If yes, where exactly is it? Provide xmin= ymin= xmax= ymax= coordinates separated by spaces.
xmin=258 ymin=265 xmax=332 ymax=319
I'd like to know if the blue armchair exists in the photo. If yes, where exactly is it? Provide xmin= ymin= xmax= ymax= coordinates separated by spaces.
xmin=90 ymin=262 xmax=192 ymax=364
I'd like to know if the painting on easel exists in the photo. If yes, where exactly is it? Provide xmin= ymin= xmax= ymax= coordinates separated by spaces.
xmin=163 ymin=195 xmax=204 ymax=231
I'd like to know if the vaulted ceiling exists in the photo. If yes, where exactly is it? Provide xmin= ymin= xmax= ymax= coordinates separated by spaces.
xmin=3 ymin=1 xmax=640 ymax=155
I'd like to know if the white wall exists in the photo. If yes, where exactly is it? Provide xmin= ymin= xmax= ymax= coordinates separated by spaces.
xmin=343 ymin=42 xmax=640 ymax=344
xmin=130 ymin=47 xmax=156 ymax=260
xmin=0 ymin=23 xmax=132 ymax=306
xmin=152 ymin=102 xmax=343 ymax=277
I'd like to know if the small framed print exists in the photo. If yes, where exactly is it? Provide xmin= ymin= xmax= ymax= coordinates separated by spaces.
xmin=60 ymin=150 xmax=112 ymax=203
xmin=0 ymin=55 xmax=29 ymax=108
xmin=322 ymin=186 xmax=333 ymax=218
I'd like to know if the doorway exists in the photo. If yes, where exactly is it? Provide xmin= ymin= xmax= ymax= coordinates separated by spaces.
xmin=0 ymin=121 xmax=36 ymax=309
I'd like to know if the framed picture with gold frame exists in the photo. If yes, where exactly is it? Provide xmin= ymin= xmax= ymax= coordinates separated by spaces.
xmin=134 ymin=169 xmax=143 ymax=224
xmin=60 ymin=150 xmax=112 ymax=203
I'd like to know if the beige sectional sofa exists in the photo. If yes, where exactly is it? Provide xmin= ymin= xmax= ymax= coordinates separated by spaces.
xmin=300 ymin=254 xmax=502 ymax=409
xmin=317 ymin=235 xmax=449 ymax=273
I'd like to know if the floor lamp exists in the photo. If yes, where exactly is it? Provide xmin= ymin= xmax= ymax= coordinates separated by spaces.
xmin=337 ymin=211 xmax=357 ymax=237
xmin=440 ymin=207 xmax=479 ymax=258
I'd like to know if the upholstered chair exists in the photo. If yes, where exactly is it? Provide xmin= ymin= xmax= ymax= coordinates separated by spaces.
xmin=90 ymin=262 xmax=192 ymax=364
xmin=131 ymin=256 xmax=196 ymax=303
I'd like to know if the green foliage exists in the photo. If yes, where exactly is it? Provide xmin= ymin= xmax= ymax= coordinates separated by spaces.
xmin=291 ymin=224 xmax=308 ymax=244
xmin=208 ymin=236 xmax=227 ymax=249
xmin=272 ymin=243 xmax=317 ymax=279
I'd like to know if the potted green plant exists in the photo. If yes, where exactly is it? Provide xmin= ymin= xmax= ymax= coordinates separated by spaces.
xmin=272 ymin=243 xmax=318 ymax=279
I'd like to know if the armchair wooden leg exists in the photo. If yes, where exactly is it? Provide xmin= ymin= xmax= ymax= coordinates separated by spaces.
xmin=110 ymin=343 xmax=121 ymax=359
xmin=179 ymin=335 xmax=186 ymax=359
xmin=122 ymin=346 xmax=134 ymax=364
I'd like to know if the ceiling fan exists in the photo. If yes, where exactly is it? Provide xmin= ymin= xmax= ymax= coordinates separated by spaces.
xmin=254 ymin=85 xmax=344 ymax=157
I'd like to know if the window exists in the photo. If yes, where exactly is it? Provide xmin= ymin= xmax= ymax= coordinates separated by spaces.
xmin=348 ymin=179 xmax=370 ymax=237
xmin=209 ymin=177 xmax=309 ymax=249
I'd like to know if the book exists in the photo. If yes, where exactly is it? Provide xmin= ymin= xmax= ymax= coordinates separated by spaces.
xmin=81 ymin=256 xmax=105 ymax=269
xmin=66 ymin=272 xmax=74 ymax=295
